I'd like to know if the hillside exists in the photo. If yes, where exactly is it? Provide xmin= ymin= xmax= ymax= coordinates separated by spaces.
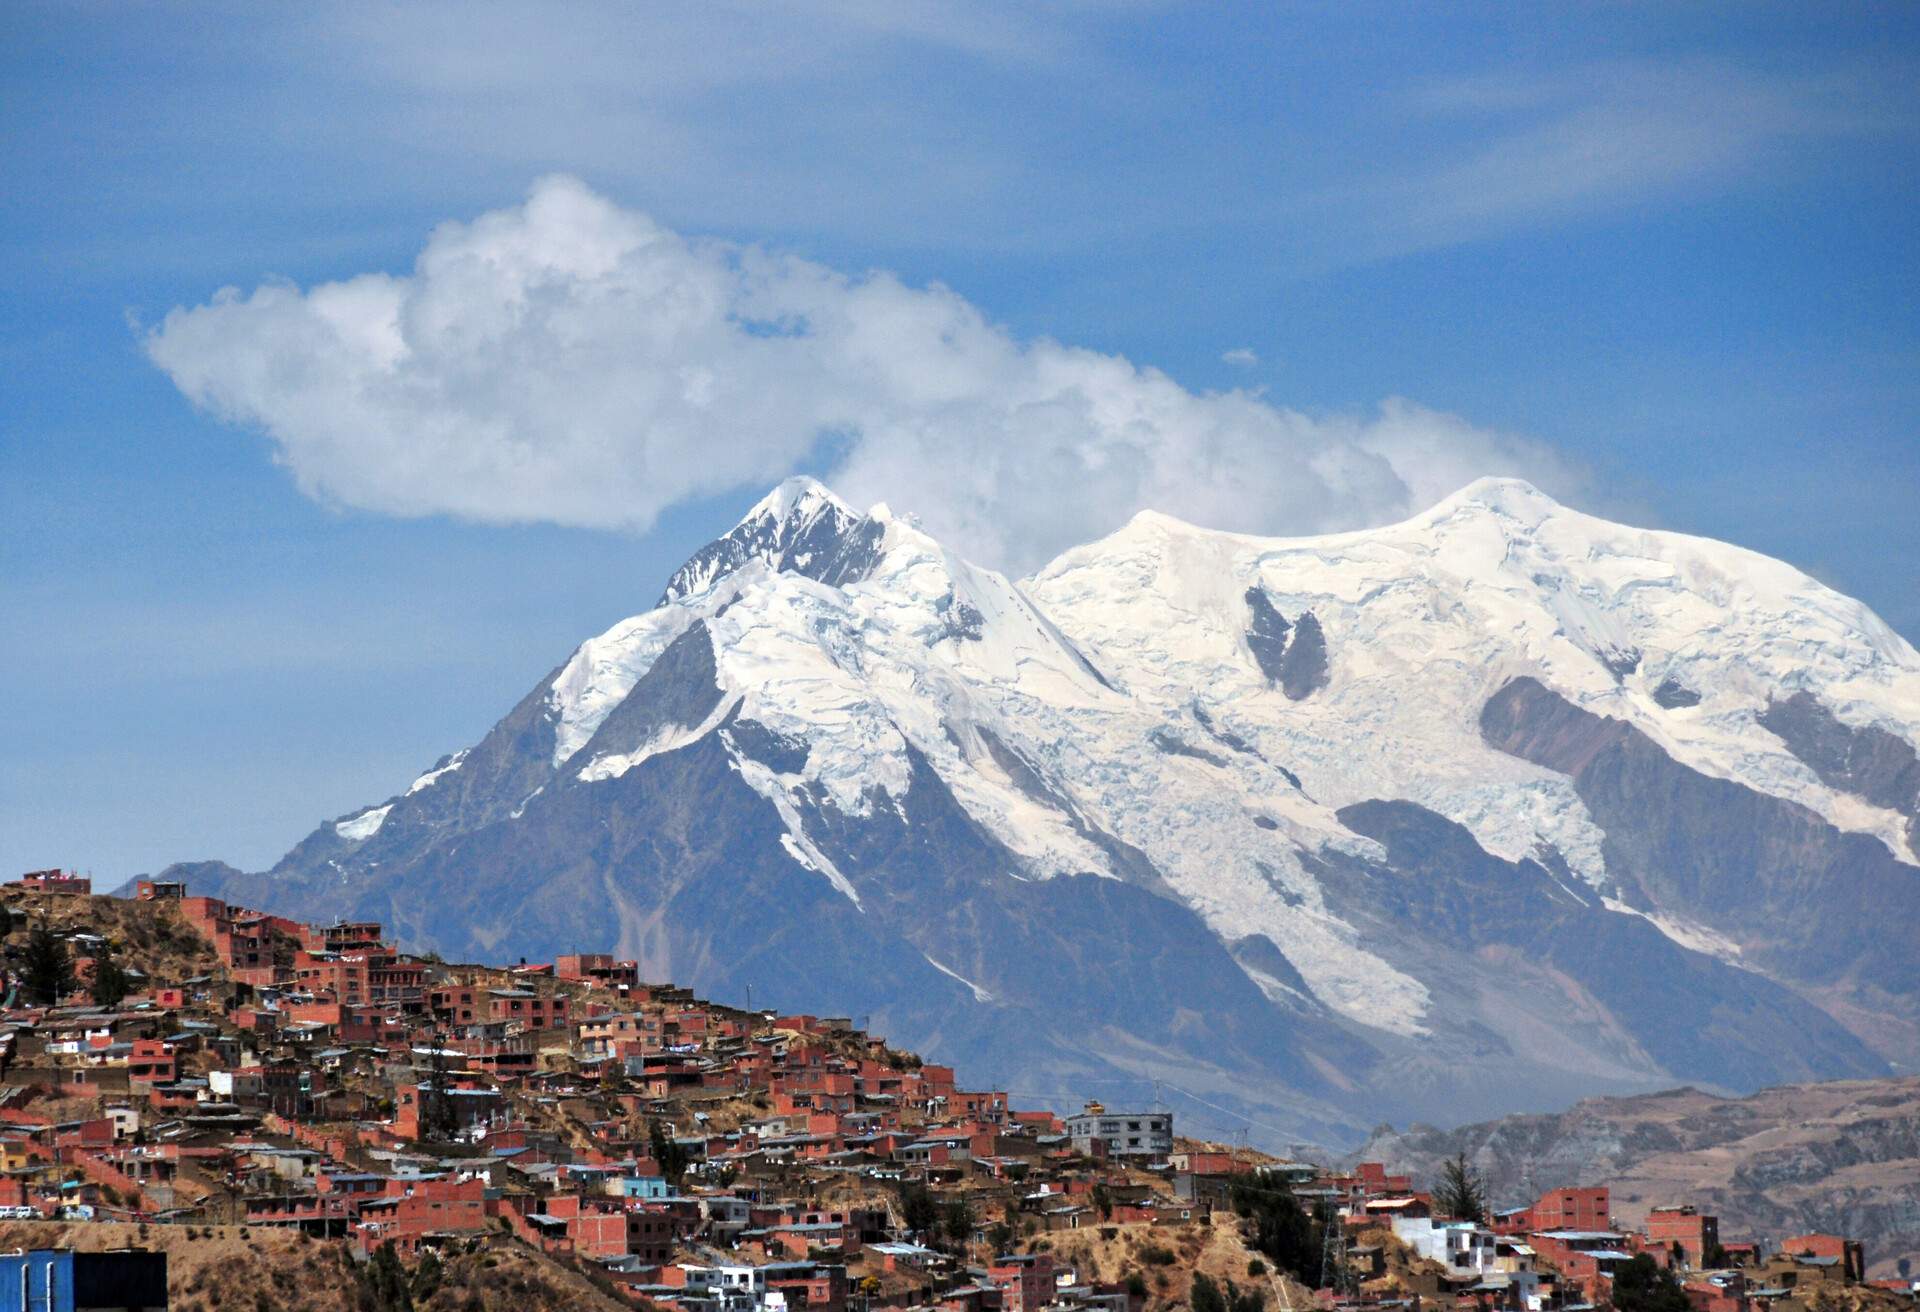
xmin=0 ymin=885 xmax=221 ymax=981
xmin=1360 ymin=1077 xmax=1920 ymax=1280
xmin=4 ymin=879 xmax=1913 ymax=1311
xmin=0 ymin=1220 xmax=632 ymax=1312
xmin=0 ymin=883 xmax=1353 ymax=1312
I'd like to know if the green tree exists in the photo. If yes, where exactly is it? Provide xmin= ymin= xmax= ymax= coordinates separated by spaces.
xmin=410 ymin=1249 xmax=443 ymax=1303
xmin=21 ymin=923 xmax=74 ymax=1006
xmin=356 ymin=1240 xmax=415 ymax=1312
xmin=1609 ymin=1253 xmax=1691 ymax=1312
xmin=89 ymin=940 xmax=133 ymax=1008
xmin=943 ymin=1195 xmax=976 ymax=1251
xmin=1092 ymin=1180 xmax=1114 ymax=1220
xmin=1228 ymin=1172 xmax=1323 ymax=1288
xmin=987 ymin=1220 xmax=1015 ymax=1256
xmin=650 ymin=1118 xmax=692 ymax=1188
xmin=1433 ymin=1152 xmax=1488 ymax=1223
xmin=898 ymin=1181 xmax=939 ymax=1237
xmin=1194 ymin=1273 xmax=1265 ymax=1312
xmin=420 ymin=1045 xmax=459 ymax=1143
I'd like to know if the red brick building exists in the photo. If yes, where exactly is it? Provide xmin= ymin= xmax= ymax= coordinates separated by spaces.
xmin=352 ymin=1178 xmax=491 ymax=1257
xmin=1778 ymin=1234 xmax=1865 ymax=1283
xmin=1530 ymin=1228 xmax=1634 ymax=1304
xmin=989 ymin=1253 xmax=1058 ymax=1312
xmin=766 ymin=1262 xmax=847 ymax=1312
xmin=556 ymin=953 xmax=641 ymax=990
xmin=1646 ymin=1204 xmax=1721 ymax=1268
xmin=430 ymin=983 xmax=571 ymax=1030
xmin=15 ymin=869 xmax=91 ymax=895
xmin=1495 ymin=1185 xmax=1611 ymax=1235
xmin=126 ymin=1040 xmax=176 ymax=1087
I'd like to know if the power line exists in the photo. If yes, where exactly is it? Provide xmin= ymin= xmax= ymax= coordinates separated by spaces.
xmin=1065 ymin=1073 xmax=1322 ymax=1155
xmin=987 ymin=1081 xmax=1321 ymax=1162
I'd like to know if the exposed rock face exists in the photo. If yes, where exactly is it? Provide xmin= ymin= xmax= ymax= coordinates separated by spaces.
xmin=571 ymin=622 xmax=728 ymax=776
xmin=1481 ymin=677 xmax=1920 ymax=1061
xmin=1600 ymin=647 xmax=1642 ymax=679
xmin=149 ymin=476 xmax=1920 ymax=1142
xmin=1242 ymin=589 xmax=1330 ymax=699
xmin=1760 ymin=690 xmax=1920 ymax=858
xmin=1279 ymin=612 xmax=1330 ymax=700
xmin=657 ymin=478 xmax=886 ymax=605
xmin=1651 ymin=677 xmax=1701 ymax=709
xmin=1357 ymin=1077 xmax=1920 ymax=1281
xmin=1331 ymin=800 xmax=1877 ymax=1091
xmin=1149 ymin=727 xmax=1233 ymax=769
xmin=1244 ymin=587 xmax=1292 ymax=683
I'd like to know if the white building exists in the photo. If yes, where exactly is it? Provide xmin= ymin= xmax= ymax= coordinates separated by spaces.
xmin=1390 ymin=1218 xmax=1544 ymax=1310
xmin=1065 ymin=1102 xmax=1172 ymax=1157
xmin=1393 ymin=1217 xmax=1499 ymax=1275
xmin=675 ymin=1264 xmax=790 ymax=1312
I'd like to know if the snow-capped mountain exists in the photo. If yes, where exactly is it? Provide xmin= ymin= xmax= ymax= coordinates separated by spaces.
xmin=165 ymin=477 xmax=1920 ymax=1142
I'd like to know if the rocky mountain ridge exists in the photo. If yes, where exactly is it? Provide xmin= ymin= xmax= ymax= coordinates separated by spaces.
xmin=152 ymin=477 xmax=1920 ymax=1142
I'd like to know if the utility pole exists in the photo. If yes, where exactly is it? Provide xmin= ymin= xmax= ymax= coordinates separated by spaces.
xmin=1320 ymin=1208 xmax=1352 ymax=1300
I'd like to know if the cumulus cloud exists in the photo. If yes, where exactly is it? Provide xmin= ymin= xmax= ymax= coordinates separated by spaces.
xmin=145 ymin=176 xmax=1583 ymax=573
xmin=1221 ymin=347 xmax=1258 ymax=368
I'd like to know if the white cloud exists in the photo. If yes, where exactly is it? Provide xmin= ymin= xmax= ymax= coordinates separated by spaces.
xmin=1222 ymin=347 xmax=1258 ymax=368
xmin=146 ymin=176 xmax=1584 ymax=573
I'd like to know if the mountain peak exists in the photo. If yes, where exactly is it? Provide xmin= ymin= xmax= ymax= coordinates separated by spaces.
xmin=658 ymin=477 xmax=883 ymax=607
xmin=1120 ymin=506 xmax=1203 ymax=536
xmin=1424 ymin=476 xmax=1567 ymax=526
xmin=741 ymin=475 xmax=854 ymax=529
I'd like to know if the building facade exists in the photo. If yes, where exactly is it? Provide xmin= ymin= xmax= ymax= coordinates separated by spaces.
xmin=1064 ymin=1103 xmax=1172 ymax=1157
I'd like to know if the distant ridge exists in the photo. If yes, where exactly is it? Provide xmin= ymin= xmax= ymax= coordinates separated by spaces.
xmin=1360 ymin=1075 xmax=1920 ymax=1281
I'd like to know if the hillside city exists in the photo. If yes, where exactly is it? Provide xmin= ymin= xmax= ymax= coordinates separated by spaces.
xmin=0 ymin=867 xmax=1910 ymax=1312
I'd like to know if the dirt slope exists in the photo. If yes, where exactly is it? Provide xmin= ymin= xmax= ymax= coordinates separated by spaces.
xmin=1361 ymin=1077 xmax=1920 ymax=1279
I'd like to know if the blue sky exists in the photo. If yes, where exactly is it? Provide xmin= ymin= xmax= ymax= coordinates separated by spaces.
xmin=4 ymin=3 xmax=1917 ymax=882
